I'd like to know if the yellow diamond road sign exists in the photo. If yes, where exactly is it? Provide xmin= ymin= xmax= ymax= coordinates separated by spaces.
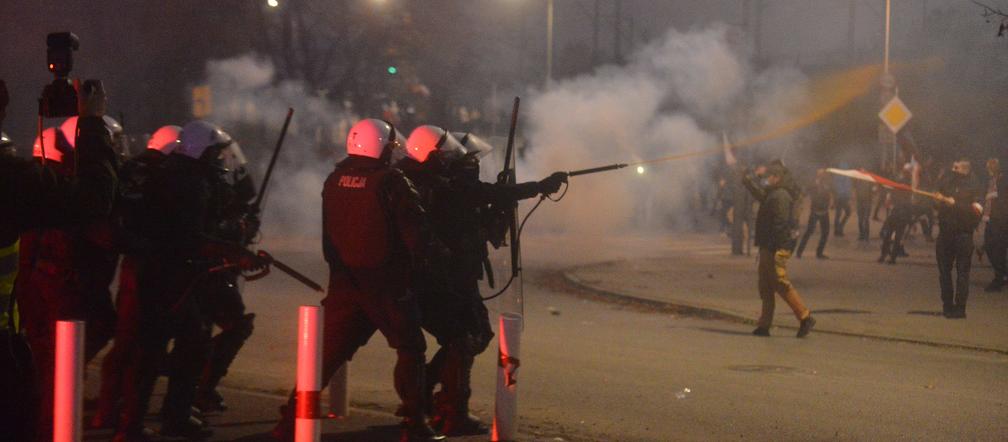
xmin=879 ymin=95 xmax=912 ymax=134
xmin=192 ymin=85 xmax=212 ymax=118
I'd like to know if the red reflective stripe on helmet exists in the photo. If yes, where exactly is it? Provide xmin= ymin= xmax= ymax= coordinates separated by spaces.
xmin=296 ymin=390 xmax=322 ymax=419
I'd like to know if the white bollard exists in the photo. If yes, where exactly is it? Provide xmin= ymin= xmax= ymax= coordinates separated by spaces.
xmin=327 ymin=362 xmax=349 ymax=419
xmin=54 ymin=320 xmax=85 ymax=442
xmin=491 ymin=312 xmax=523 ymax=442
xmin=295 ymin=306 xmax=323 ymax=442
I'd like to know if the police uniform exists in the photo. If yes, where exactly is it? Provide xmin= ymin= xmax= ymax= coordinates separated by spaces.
xmin=275 ymin=154 xmax=434 ymax=438
xmin=93 ymin=147 xmax=168 ymax=429
xmin=398 ymin=153 xmax=558 ymax=435
xmin=7 ymin=116 xmax=118 ymax=441
xmin=117 ymin=153 xmax=240 ymax=439
xmin=193 ymin=163 xmax=259 ymax=410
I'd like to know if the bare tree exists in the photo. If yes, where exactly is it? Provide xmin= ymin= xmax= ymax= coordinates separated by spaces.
xmin=973 ymin=1 xmax=1008 ymax=37
xmin=253 ymin=1 xmax=425 ymax=111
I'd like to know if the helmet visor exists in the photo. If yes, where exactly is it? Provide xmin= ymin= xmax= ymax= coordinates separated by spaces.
xmin=437 ymin=131 xmax=468 ymax=162
xmin=452 ymin=131 xmax=495 ymax=158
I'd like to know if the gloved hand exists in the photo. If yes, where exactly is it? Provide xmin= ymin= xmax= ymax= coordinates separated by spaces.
xmin=538 ymin=172 xmax=568 ymax=195
xmin=242 ymin=213 xmax=262 ymax=243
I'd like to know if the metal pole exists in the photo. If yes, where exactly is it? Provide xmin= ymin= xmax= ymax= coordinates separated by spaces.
xmin=546 ymin=0 xmax=554 ymax=86
xmin=327 ymin=363 xmax=349 ymax=419
xmin=54 ymin=320 xmax=85 ymax=442
xmin=884 ymin=0 xmax=891 ymax=74
xmin=295 ymin=306 xmax=323 ymax=442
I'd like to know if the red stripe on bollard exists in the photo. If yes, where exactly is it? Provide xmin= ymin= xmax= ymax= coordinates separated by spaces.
xmin=296 ymin=390 xmax=322 ymax=419
xmin=295 ymin=305 xmax=323 ymax=442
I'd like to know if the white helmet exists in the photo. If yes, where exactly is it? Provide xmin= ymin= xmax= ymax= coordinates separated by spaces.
xmin=405 ymin=125 xmax=466 ymax=163
xmin=0 ymin=132 xmax=13 ymax=157
xmin=345 ymin=118 xmax=403 ymax=160
xmin=33 ymin=127 xmax=72 ymax=163
xmin=147 ymin=125 xmax=182 ymax=154
xmin=58 ymin=115 xmax=123 ymax=149
xmin=220 ymin=140 xmax=248 ymax=171
xmin=451 ymin=131 xmax=495 ymax=158
xmin=177 ymin=120 xmax=233 ymax=159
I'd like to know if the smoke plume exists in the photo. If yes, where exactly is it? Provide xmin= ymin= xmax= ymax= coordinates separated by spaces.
xmin=521 ymin=26 xmax=813 ymax=235
xmin=204 ymin=54 xmax=356 ymax=242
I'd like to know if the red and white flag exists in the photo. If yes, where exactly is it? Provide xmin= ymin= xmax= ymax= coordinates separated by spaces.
xmin=825 ymin=168 xmax=913 ymax=192
xmin=827 ymin=168 xmax=983 ymax=215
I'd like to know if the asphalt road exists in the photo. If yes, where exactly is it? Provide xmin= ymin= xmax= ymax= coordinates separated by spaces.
xmin=212 ymin=234 xmax=1008 ymax=441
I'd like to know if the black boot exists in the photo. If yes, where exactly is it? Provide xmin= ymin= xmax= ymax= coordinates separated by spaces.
xmin=400 ymin=417 xmax=446 ymax=442
xmin=796 ymin=316 xmax=816 ymax=338
xmin=439 ymin=411 xmax=489 ymax=436
xmin=160 ymin=415 xmax=213 ymax=439
xmin=985 ymin=277 xmax=1004 ymax=292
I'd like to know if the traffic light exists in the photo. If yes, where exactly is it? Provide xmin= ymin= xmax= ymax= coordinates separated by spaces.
xmin=387 ymin=66 xmax=398 ymax=75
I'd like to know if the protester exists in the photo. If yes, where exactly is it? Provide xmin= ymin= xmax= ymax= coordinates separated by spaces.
xmin=796 ymin=168 xmax=833 ymax=259
xmin=742 ymin=162 xmax=816 ymax=338
xmin=833 ymin=163 xmax=853 ymax=237
xmin=934 ymin=159 xmax=983 ymax=318
xmin=878 ymin=165 xmax=915 ymax=264
xmin=982 ymin=158 xmax=1007 ymax=292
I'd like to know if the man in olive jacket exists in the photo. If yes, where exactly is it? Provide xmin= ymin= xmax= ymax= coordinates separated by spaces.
xmin=742 ymin=163 xmax=816 ymax=338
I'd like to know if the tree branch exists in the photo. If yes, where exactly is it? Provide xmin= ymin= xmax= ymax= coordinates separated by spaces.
xmin=973 ymin=1 xmax=1008 ymax=37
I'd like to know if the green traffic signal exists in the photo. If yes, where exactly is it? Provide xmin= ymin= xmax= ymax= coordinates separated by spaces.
xmin=387 ymin=66 xmax=398 ymax=75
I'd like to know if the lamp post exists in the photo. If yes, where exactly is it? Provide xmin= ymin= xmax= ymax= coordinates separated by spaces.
xmin=545 ymin=0 xmax=554 ymax=87
xmin=883 ymin=0 xmax=891 ymax=74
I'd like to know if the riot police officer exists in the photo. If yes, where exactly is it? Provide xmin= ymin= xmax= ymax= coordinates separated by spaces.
xmin=115 ymin=120 xmax=265 ymax=441
xmin=193 ymin=137 xmax=260 ymax=413
xmin=14 ymin=96 xmax=120 ymax=442
xmin=397 ymin=125 xmax=566 ymax=436
xmin=272 ymin=118 xmax=445 ymax=442
xmin=92 ymin=124 xmax=181 ymax=430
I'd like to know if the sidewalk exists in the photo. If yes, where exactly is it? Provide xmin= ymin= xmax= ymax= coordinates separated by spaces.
xmin=563 ymin=234 xmax=1008 ymax=354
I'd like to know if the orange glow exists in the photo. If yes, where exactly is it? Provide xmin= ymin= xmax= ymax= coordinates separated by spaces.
xmin=632 ymin=63 xmax=884 ymax=167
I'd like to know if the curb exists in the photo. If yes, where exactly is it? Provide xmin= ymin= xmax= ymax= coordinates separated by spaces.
xmin=562 ymin=270 xmax=1008 ymax=356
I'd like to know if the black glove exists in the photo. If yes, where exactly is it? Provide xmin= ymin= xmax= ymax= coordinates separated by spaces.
xmin=538 ymin=172 xmax=568 ymax=195
xmin=242 ymin=213 xmax=261 ymax=243
xmin=238 ymin=252 xmax=270 ymax=272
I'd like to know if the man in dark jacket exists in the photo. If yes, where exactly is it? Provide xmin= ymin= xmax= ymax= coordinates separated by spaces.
xmin=982 ymin=158 xmax=1007 ymax=291
xmin=934 ymin=159 xmax=983 ymax=318
xmin=878 ymin=166 xmax=915 ymax=264
xmin=854 ymin=179 xmax=874 ymax=242
xmin=796 ymin=169 xmax=833 ymax=259
xmin=743 ymin=163 xmax=816 ymax=338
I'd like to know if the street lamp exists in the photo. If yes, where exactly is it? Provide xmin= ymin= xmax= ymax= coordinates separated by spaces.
xmin=546 ymin=0 xmax=554 ymax=86
xmin=266 ymin=0 xmax=279 ymax=8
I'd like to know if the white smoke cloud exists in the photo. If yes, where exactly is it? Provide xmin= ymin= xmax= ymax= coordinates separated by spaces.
xmin=204 ymin=54 xmax=356 ymax=242
xmin=521 ymin=25 xmax=811 ymax=234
